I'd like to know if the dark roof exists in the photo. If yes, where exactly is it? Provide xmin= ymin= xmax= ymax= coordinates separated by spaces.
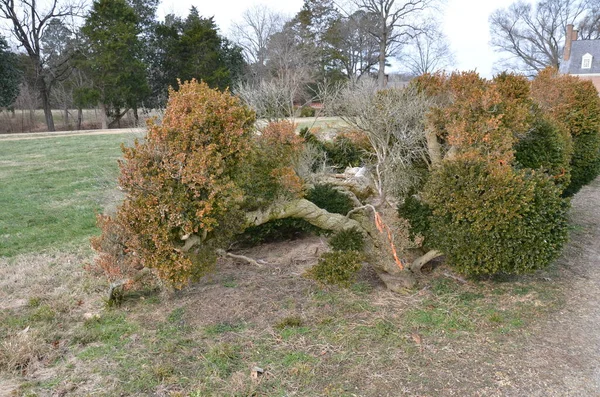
xmin=560 ymin=40 xmax=600 ymax=74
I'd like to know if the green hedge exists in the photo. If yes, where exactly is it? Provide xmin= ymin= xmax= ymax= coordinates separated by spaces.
xmin=422 ymin=159 xmax=569 ymax=276
xmin=514 ymin=116 xmax=572 ymax=190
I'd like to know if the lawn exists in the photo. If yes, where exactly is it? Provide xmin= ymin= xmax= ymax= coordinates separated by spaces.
xmin=0 ymin=132 xmax=570 ymax=396
xmin=0 ymin=133 xmax=141 ymax=257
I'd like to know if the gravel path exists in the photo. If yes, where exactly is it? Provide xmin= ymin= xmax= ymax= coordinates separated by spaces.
xmin=505 ymin=177 xmax=600 ymax=396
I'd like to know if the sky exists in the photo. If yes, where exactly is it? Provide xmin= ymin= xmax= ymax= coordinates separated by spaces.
xmin=158 ymin=0 xmax=522 ymax=78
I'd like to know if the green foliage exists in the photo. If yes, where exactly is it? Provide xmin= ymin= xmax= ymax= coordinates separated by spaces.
xmin=0 ymin=35 xmax=20 ymax=108
xmin=148 ymin=7 xmax=245 ymax=107
xmin=306 ymin=184 xmax=354 ymax=215
xmin=397 ymin=194 xmax=432 ymax=242
xmin=566 ymin=130 xmax=600 ymax=196
xmin=81 ymin=0 xmax=149 ymax=111
xmin=300 ymin=106 xmax=316 ymax=117
xmin=237 ymin=121 xmax=305 ymax=211
xmin=514 ymin=117 xmax=572 ymax=189
xmin=235 ymin=218 xmax=322 ymax=247
xmin=299 ymin=127 xmax=367 ymax=171
xmin=307 ymin=251 xmax=364 ymax=287
xmin=329 ymin=134 xmax=366 ymax=169
xmin=531 ymin=68 xmax=600 ymax=196
xmin=423 ymin=158 xmax=569 ymax=276
xmin=328 ymin=228 xmax=365 ymax=252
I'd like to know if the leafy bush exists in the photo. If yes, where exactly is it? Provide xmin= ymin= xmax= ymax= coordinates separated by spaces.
xmin=329 ymin=228 xmax=365 ymax=252
xmin=309 ymin=227 xmax=365 ymax=287
xmin=532 ymin=68 xmax=600 ymax=196
xmin=307 ymin=250 xmax=364 ymax=287
xmin=409 ymin=71 xmax=573 ymax=277
xmin=306 ymin=184 xmax=354 ymax=215
xmin=328 ymin=134 xmax=367 ymax=169
xmin=397 ymin=193 xmax=432 ymax=242
xmin=92 ymin=80 xmax=255 ymax=287
xmin=492 ymin=72 xmax=535 ymax=136
xmin=235 ymin=218 xmax=322 ymax=247
xmin=419 ymin=71 xmax=516 ymax=165
xmin=299 ymin=105 xmax=315 ymax=117
xmin=422 ymin=158 xmax=569 ymax=276
xmin=236 ymin=120 xmax=305 ymax=211
xmin=514 ymin=117 xmax=572 ymax=189
xmin=299 ymin=127 xmax=368 ymax=171
xmin=566 ymin=130 xmax=600 ymax=196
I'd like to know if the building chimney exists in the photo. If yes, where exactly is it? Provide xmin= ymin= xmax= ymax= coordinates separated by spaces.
xmin=572 ymin=28 xmax=578 ymax=41
xmin=564 ymin=24 xmax=574 ymax=61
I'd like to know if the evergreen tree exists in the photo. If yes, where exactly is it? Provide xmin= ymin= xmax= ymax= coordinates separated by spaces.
xmin=148 ymin=7 xmax=245 ymax=107
xmin=81 ymin=0 xmax=149 ymax=128
xmin=0 ymin=35 xmax=20 ymax=108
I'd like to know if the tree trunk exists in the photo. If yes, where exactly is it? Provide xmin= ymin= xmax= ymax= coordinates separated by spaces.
xmin=133 ymin=107 xmax=139 ymax=126
xmin=108 ymin=108 xmax=130 ymax=128
xmin=64 ymin=105 xmax=69 ymax=128
xmin=377 ymin=32 xmax=387 ymax=89
xmin=99 ymin=102 xmax=108 ymax=130
xmin=246 ymin=198 xmax=363 ymax=232
xmin=409 ymin=250 xmax=443 ymax=274
xmin=77 ymin=107 xmax=83 ymax=130
xmin=28 ymin=107 xmax=35 ymax=128
xmin=426 ymin=127 xmax=442 ymax=166
xmin=39 ymin=82 xmax=55 ymax=132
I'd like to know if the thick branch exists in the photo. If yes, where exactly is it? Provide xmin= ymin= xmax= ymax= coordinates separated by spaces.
xmin=246 ymin=198 xmax=363 ymax=232
xmin=409 ymin=249 xmax=442 ymax=273
xmin=425 ymin=127 xmax=442 ymax=166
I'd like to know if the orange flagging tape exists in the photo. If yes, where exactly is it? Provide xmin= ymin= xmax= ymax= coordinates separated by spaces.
xmin=374 ymin=211 xmax=404 ymax=270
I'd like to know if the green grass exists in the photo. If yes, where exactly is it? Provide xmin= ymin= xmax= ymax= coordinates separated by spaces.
xmin=0 ymin=133 xmax=140 ymax=256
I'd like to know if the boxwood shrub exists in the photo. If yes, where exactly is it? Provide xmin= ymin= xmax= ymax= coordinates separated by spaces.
xmin=514 ymin=116 xmax=573 ymax=190
xmin=422 ymin=158 xmax=569 ymax=276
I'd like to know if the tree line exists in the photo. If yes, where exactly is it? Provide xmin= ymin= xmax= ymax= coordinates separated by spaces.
xmin=2 ymin=0 xmax=600 ymax=133
xmin=0 ymin=0 xmax=454 ymax=132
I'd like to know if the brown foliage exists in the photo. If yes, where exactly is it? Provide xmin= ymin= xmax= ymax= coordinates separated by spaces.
xmin=418 ymin=71 xmax=517 ymax=166
xmin=92 ymin=80 xmax=256 ymax=287
xmin=531 ymin=67 xmax=600 ymax=195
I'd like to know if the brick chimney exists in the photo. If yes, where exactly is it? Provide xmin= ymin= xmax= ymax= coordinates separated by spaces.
xmin=564 ymin=24 xmax=574 ymax=61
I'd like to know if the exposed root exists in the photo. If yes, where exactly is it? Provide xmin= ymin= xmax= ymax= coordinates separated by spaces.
xmin=377 ymin=270 xmax=417 ymax=292
xmin=217 ymin=250 xmax=265 ymax=268
xmin=443 ymin=272 xmax=468 ymax=284
xmin=107 ymin=267 xmax=153 ymax=304
xmin=409 ymin=250 xmax=443 ymax=274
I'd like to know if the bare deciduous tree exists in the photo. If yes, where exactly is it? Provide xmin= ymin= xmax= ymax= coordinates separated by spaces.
xmin=489 ymin=0 xmax=598 ymax=75
xmin=0 ymin=0 xmax=85 ymax=131
xmin=229 ymin=5 xmax=284 ymax=82
xmin=399 ymin=21 xmax=455 ymax=75
xmin=578 ymin=2 xmax=600 ymax=39
xmin=346 ymin=0 xmax=434 ymax=88
xmin=235 ymin=77 xmax=302 ymax=120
